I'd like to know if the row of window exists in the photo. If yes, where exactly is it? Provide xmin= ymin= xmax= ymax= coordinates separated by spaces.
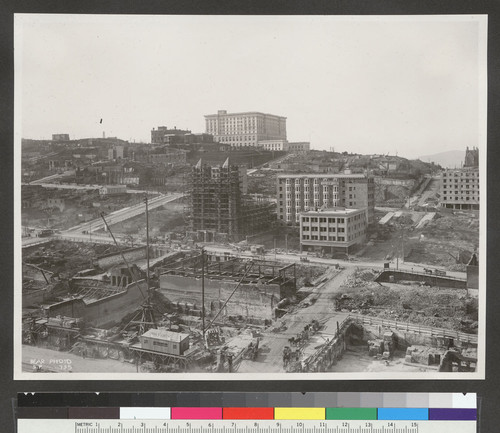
xmin=142 ymin=339 xmax=179 ymax=350
xmin=442 ymin=196 xmax=479 ymax=201
xmin=441 ymin=189 xmax=477 ymax=194
xmin=443 ymin=178 xmax=478 ymax=183
xmin=303 ymin=235 xmax=346 ymax=241
xmin=303 ymin=226 xmax=346 ymax=232
xmin=217 ymin=135 xmax=257 ymax=141
xmin=302 ymin=231 xmax=366 ymax=242
xmin=303 ymin=217 xmax=346 ymax=223
xmin=280 ymin=176 xmax=371 ymax=181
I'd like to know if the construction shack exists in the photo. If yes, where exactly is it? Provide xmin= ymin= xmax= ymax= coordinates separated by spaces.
xmin=139 ymin=328 xmax=190 ymax=356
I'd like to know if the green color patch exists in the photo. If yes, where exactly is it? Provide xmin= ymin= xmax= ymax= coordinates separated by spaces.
xmin=325 ymin=408 xmax=377 ymax=420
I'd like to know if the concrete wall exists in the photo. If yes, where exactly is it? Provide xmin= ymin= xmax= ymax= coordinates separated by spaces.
xmin=23 ymin=286 xmax=58 ymax=308
xmin=46 ymin=280 xmax=147 ymax=328
xmin=374 ymin=177 xmax=416 ymax=187
xmin=96 ymin=246 xmax=147 ymax=269
xmin=304 ymin=322 xmax=364 ymax=372
xmin=159 ymin=274 xmax=280 ymax=321
xmin=23 ymin=282 xmax=68 ymax=308
xmin=362 ymin=323 xmax=474 ymax=351
xmin=375 ymin=270 xmax=466 ymax=289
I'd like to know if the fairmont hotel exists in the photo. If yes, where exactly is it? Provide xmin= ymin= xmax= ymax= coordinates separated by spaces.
xmin=205 ymin=110 xmax=287 ymax=147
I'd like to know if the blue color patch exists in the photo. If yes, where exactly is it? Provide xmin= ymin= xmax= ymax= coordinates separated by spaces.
xmin=377 ymin=408 xmax=428 ymax=420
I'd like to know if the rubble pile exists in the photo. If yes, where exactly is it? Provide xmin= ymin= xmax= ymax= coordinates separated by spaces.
xmin=335 ymin=279 xmax=478 ymax=334
xmin=405 ymin=345 xmax=442 ymax=367
xmin=367 ymin=331 xmax=396 ymax=358
xmin=295 ymin=264 xmax=329 ymax=288
xmin=341 ymin=269 xmax=379 ymax=289
xmin=24 ymin=240 xmax=121 ymax=277
xmin=368 ymin=339 xmax=384 ymax=356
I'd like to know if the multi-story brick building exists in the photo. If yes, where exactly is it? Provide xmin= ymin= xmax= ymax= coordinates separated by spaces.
xmin=205 ymin=110 xmax=286 ymax=147
xmin=277 ymin=173 xmax=375 ymax=224
xmin=440 ymin=147 xmax=480 ymax=210
xmin=108 ymin=145 xmax=124 ymax=160
xmin=287 ymin=142 xmax=310 ymax=154
xmin=440 ymin=168 xmax=479 ymax=210
xmin=151 ymin=126 xmax=192 ymax=145
xmin=299 ymin=207 xmax=367 ymax=254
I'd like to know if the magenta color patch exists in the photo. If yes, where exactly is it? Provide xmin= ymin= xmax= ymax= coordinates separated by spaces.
xmin=171 ymin=407 xmax=222 ymax=419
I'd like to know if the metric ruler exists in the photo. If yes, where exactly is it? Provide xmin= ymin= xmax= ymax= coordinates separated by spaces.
xmin=17 ymin=419 xmax=476 ymax=433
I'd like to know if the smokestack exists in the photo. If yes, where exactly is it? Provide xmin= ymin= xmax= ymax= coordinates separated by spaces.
xmin=103 ymin=131 xmax=105 ymax=139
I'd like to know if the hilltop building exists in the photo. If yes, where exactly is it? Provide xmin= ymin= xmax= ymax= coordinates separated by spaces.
xmin=151 ymin=126 xmax=192 ymax=145
xmin=52 ymin=134 xmax=70 ymax=142
xmin=440 ymin=147 xmax=480 ymax=210
xmin=205 ymin=110 xmax=286 ymax=147
xmin=277 ymin=173 xmax=375 ymax=225
xmin=258 ymin=140 xmax=310 ymax=153
xmin=108 ymin=146 xmax=125 ymax=160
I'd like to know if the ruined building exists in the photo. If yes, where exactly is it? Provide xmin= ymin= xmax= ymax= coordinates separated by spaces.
xmin=159 ymin=257 xmax=296 ymax=323
xmin=464 ymin=146 xmax=479 ymax=168
xmin=188 ymin=158 xmax=274 ymax=241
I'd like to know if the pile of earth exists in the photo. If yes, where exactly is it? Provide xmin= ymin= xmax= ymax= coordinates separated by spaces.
xmin=332 ymin=281 xmax=478 ymax=334
xmin=23 ymin=240 xmax=121 ymax=277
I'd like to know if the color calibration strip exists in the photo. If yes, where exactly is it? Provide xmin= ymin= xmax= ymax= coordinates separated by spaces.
xmin=17 ymin=392 xmax=477 ymax=409
xmin=17 ymin=407 xmax=477 ymax=421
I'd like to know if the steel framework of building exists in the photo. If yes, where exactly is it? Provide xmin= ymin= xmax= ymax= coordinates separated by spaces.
xmin=185 ymin=159 xmax=274 ymax=240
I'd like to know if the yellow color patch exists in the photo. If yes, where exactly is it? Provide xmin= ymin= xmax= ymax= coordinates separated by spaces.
xmin=274 ymin=408 xmax=325 ymax=420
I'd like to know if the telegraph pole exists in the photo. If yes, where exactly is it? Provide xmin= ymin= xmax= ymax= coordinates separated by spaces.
xmin=201 ymin=249 xmax=205 ymax=341
xmin=144 ymin=195 xmax=150 ymax=297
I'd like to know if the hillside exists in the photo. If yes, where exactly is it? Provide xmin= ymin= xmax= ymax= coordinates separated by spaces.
xmin=417 ymin=150 xmax=465 ymax=168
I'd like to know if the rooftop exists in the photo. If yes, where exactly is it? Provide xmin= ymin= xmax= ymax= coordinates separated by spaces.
xmin=205 ymin=111 xmax=286 ymax=119
xmin=301 ymin=207 xmax=366 ymax=216
xmin=278 ymin=173 xmax=368 ymax=179
xmin=141 ymin=328 xmax=190 ymax=342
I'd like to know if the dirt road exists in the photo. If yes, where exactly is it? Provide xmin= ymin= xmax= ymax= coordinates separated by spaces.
xmin=238 ymin=267 xmax=355 ymax=373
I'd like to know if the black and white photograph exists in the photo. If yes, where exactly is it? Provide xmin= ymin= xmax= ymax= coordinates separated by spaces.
xmin=14 ymin=14 xmax=487 ymax=380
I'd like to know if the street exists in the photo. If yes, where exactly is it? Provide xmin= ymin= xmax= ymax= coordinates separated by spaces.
xmin=239 ymin=267 xmax=354 ymax=372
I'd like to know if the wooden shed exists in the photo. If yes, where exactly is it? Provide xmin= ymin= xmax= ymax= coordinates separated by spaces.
xmin=139 ymin=328 xmax=190 ymax=356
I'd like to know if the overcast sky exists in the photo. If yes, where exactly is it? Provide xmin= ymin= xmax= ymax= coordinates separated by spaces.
xmin=15 ymin=15 xmax=486 ymax=159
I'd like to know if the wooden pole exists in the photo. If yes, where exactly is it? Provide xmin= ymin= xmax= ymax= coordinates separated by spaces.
xmin=201 ymin=249 xmax=205 ymax=341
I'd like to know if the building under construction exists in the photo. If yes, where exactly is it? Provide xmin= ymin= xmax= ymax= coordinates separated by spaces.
xmin=159 ymin=255 xmax=297 ymax=324
xmin=187 ymin=158 xmax=274 ymax=241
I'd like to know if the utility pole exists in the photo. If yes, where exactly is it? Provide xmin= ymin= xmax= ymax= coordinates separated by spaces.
xmin=201 ymin=249 xmax=205 ymax=341
xmin=144 ymin=194 xmax=150 ymax=296
xmin=401 ymin=228 xmax=404 ymax=266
